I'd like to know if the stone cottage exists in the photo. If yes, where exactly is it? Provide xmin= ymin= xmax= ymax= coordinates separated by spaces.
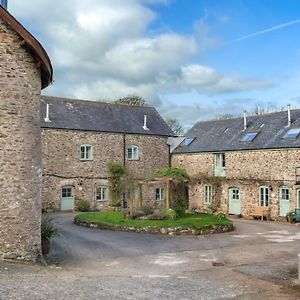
xmin=172 ymin=108 xmax=300 ymax=219
xmin=40 ymin=96 xmax=174 ymax=211
xmin=0 ymin=5 xmax=52 ymax=260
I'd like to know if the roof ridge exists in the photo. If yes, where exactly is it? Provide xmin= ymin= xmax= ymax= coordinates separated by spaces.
xmin=194 ymin=108 xmax=300 ymax=126
xmin=41 ymin=95 xmax=154 ymax=109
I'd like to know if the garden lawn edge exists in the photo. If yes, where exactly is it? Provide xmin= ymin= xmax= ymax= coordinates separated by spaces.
xmin=73 ymin=215 xmax=234 ymax=236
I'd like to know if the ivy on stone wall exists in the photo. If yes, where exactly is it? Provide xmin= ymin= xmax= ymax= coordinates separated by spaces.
xmin=108 ymin=163 xmax=125 ymax=207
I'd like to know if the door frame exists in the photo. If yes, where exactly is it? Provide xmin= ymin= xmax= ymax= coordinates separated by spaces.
xmin=228 ymin=187 xmax=241 ymax=215
xmin=60 ymin=185 xmax=75 ymax=211
xmin=279 ymin=186 xmax=290 ymax=217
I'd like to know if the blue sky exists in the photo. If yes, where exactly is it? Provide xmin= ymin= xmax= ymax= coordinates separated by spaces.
xmin=9 ymin=0 xmax=300 ymax=130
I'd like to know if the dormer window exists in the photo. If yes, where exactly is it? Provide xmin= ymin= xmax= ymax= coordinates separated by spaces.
xmin=80 ymin=144 xmax=92 ymax=160
xmin=283 ymin=128 xmax=300 ymax=139
xmin=127 ymin=145 xmax=139 ymax=160
xmin=241 ymin=132 xmax=258 ymax=142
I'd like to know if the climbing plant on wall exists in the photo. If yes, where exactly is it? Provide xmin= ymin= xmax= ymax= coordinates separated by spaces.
xmin=108 ymin=163 xmax=125 ymax=207
xmin=154 ymin=167 xmax=190 ymax=214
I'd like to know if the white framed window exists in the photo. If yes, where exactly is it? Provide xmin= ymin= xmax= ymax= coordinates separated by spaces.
xmin=61 ymin=186 xmax=73 ymax=198
xmin=96 ymin=185 xmax=108 ymax=201
xmin=214 ymin=153 xmax=225 ymax=176
xmin=156 ymin=188 xmax=164 ymax=201
xmin=259 ymin=186 xmax=269 ymax=206
xmin=280 ymin=187 xmax=290 ymax=201
xmin=204 ymin=185 xmax=212 ymax=204
xmin=80 ymin=144 xmax=92 ymax=160
xmin=127 ymin=145 xmax=139 ymax=160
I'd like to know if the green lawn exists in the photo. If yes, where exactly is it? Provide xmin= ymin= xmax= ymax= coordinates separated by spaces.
xmin=74 ymin=211 xmax=231 ymax=229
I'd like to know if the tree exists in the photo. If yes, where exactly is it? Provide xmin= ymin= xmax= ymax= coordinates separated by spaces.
xmin=114 ymin=95 xmax=147 ymax=106
xmin=165 ymin=118 xmax=184 ymax=136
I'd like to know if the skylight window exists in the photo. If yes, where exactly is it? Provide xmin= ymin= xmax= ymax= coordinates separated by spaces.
xmin=241 ymin=132 xmax=258 ymax=142
xmin=283 ymin=128 xmax=300 ymax=139
xmin=183 ymin=138 xmax=195 ymax=146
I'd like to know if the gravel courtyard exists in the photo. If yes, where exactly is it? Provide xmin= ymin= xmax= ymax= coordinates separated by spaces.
xmin=0 ymin=213 xmax=300 ymax=299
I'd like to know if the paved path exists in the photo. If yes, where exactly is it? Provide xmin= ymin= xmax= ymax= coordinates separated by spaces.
xmin=0 ymin=213 xmax=300 ymax=299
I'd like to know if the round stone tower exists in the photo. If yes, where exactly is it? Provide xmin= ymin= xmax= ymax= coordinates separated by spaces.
xmin=0 ymin=7 xmax=52 ymax=261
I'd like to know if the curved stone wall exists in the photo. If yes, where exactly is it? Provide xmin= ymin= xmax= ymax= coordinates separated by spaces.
xmin=0 ymin=19 xmax=42 ymax=261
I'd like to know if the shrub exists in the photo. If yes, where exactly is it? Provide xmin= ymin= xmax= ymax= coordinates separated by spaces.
xmin=128 ymin=209 xmax=145 ymax=220
xmin=141 ymin=205 xmax=154 ymax=216
xmin=148 ymin=212 xmax=166 ymax=220
xmin=41 ymin=216 xmax=60 ymax=242
xmin=108 ymin=163 xmax=125 ymax=206
xmin=153 ymin=167 xmax=190 ymax=181
xmin=164 ymin=208 xmax=177 ymax=220
xmin=76 ymin=199 xmax=90 ymax=212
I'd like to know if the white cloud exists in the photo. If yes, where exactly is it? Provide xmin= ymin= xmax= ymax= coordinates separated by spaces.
xmin=10 ymin=0 xmax=271 ymax=126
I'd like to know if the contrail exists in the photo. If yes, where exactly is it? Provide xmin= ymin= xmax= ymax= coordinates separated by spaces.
xmin=233 ymin=18 xmax=300 ymax=42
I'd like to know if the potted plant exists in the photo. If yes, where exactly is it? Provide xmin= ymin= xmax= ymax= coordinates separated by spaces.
xmin=41 ymin=216 xmax=60 ymax=255
xmin=286 ymin=211 xmax=295 ymax=223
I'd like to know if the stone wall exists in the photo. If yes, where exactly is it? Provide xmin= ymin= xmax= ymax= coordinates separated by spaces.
xmin=172 ymin=149 xmax=300 ymax=218
xmin=42 ymin=129 xmax=169 ymax=210
xmin=0 ymin=19 xmax=42 ymax=260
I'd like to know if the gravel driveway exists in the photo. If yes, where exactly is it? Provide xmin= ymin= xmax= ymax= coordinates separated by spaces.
xmin=0 ymin=213 xmax=300 ymax=299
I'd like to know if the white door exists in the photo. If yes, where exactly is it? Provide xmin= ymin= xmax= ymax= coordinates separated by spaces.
xmin=229 ymin=188 xmax=241 ymax=215
xmin=297 ymin=189 xmax=300 ymax=209
xmin=61 ymin=186 xmax=74 ymax=211
xmin=279 ymin=187 xmax=290 ymax=217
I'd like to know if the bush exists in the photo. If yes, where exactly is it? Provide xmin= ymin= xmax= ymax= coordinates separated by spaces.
xmin=154 ymin=167 xmax=190 ymax=181
xmin=128 ymin=209 xmax=145 ymax=220
xmin=164 ymin=209 xmax=177 ymax=220
xmin=148 ymin=212 xmax=166 ymax=220
xmin=77 ymin=199 xmax=90 ymax=212
xmin=41 ymin=216 xmax=60 ymax=242
xmin=141 ymin=205 xmax=154 ymax=216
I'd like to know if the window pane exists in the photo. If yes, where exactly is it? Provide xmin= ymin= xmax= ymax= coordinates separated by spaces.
xmin=283 ymin=128 xmax=300 ymax=139
xmin=127 ymin=148 xmax=133 ymax=159
xmin=86 ymin=146 xmax=91 ymax=159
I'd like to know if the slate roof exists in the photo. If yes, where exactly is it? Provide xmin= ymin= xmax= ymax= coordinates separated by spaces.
xmin=174 ymin=109 xmax=300 ymax=153
xmin=41 ymin=96 xmax=174 ymax=137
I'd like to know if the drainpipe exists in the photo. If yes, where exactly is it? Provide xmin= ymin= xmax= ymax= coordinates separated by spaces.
xmin=122 ymin=134 xmax=126 ymax=208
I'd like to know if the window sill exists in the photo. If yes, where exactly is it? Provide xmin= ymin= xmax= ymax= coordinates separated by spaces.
xmin=126 ymin=158 xmax=139 ymax=161
xmin=96 ymin=199 xmax=108 ymax=202
xmin=80 ymin=159 xmax=93 ymax=161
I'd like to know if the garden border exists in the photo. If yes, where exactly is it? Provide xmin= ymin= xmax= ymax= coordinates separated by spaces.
xmin=74 ymin=218 xmax=234 ymax=236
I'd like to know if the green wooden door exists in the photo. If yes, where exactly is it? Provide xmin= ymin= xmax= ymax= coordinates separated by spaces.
xmin=279 ymin=187 xmax=290 ymax=217
xmin=61 ymin=186 xmax=74 ymax=211
xmin=229 ymin=188 xmax=241 ymax=215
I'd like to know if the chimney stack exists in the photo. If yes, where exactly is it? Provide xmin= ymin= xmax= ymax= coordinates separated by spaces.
xmin=243 ymin=110 xmax=247 ymax=131
xmin=142 ymin=115 xmax=149 ymax=131
xmin=0 ymin=0 xmax=7 ymax=9
xmin=287 ymin=104 xmax=291 ymax=127
xmin=44 ymin=103 xmax=51 ymax=123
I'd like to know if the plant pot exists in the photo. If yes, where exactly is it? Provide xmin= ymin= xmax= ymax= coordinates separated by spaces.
xmin=41 ymin=240 xmax=50 ymax=255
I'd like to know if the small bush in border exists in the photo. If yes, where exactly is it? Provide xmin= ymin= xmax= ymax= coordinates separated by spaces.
xmin=76 ymin=199 xmax=90 ymax=212
xmin=164 ymin=208 xmax=177 ymax=220
xmin=141 ymin=205 xmax=154 ymax=216
xmin=148 ymin=211 xmax=166 ymax=220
